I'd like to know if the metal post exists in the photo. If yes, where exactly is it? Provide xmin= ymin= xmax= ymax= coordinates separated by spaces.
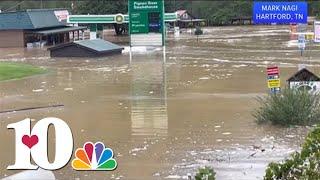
xmin=40 ymin=35 xmax=42 ymax=48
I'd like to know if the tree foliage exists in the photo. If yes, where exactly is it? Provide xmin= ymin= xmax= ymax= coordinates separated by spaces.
xmin=264 ymin=125 xmax=320 ymax=179
xmin=195 ymin=166 xmax=216 ymax=180
xmin=75 ymin=0 xmax=127 ymax=14
xmin=1 ymin=1 xmax=320 ymax=24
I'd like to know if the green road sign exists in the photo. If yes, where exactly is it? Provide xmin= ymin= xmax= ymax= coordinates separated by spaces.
xmin=129 ymin=0 xmax=165 ymax=46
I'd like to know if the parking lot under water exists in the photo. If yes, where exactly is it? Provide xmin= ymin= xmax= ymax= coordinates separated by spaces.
xmin=0 ymin=25 xmax=319 ymax=179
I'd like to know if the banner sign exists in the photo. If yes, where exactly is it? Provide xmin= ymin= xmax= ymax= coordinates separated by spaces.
xmin=315 ymin=21 xmax=320 ymax=43
xmin=268 ymin=79 xmax=281 ymax=89
xmin=267 ymin=66 xmax=279 ymax=75
xmin=253 ymin=2 xmax=307 ymax=24
xmin=267 ymin=66 xmax=280 ymax=93
xmin=54 ymin=10 xmax=69 ymax=22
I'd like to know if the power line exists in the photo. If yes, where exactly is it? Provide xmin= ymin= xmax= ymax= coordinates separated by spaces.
xmin=2 ymin=1 xmax=25 ymax=12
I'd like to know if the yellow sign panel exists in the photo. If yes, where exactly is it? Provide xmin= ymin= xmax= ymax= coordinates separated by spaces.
xmin=268 ymin=79 xmax=280 ymax=88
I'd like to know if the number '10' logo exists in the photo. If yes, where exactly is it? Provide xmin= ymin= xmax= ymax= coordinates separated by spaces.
xmin=7 ymin=118 xmax=73 ymax=170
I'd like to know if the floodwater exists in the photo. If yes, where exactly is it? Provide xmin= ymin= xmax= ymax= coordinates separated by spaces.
xmin=0 ymin=25 xmax=319 ymax=179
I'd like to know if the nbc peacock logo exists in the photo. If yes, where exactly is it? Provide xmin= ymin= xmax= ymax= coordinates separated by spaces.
xmin=72 ymin=142 xmax=117 ymax=171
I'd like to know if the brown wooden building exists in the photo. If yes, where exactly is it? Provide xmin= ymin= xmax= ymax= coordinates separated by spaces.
xmin=0 ymin=9 xmax=86 ymax=48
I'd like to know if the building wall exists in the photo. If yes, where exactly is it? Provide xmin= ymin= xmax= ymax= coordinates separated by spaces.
xmin=289 ymin=81 xmax=320 ymax=93
xmin=0 ymin=30 xmax=24 ymax=47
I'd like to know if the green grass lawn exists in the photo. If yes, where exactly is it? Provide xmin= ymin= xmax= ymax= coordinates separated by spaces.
xmin=0 ymin=62 xmax=46 ymax=81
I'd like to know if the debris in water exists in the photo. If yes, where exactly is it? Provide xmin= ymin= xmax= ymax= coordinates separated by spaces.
xmin=165 ymin=175 xmax=182 ymax=179
xmin=64 ymin=87 xmax=73 ymax=91
xmin=222 ymin=132 xmax=232 ymax=135
xmin=199 ymin=76 xmax=210 ymax=80
xmin=32 ymin=89 xmax=44 ymax=92
xmin=0 ymin=104 xmax=64 ymax=114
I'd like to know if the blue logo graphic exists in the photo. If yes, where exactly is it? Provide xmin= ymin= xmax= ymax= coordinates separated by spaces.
xmin=253 ymin=2 xmax=307 ymax=24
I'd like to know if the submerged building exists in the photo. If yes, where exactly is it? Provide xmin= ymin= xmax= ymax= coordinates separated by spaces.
xmin=287 ymin=68 xmax=320 ymax=93
xmin=48 ymin=39 xmax=123 ymax=57
xmin=175 ymin=10 xmax=206 ymax=28
xmin=0 ymin=9 xmax=86 ymax=48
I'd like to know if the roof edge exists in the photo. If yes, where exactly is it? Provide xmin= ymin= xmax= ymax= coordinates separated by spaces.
xmin=287 ymin=68 xmax=320 ymax=81
xmin=0 ymin=8 xmax=68 ymax=14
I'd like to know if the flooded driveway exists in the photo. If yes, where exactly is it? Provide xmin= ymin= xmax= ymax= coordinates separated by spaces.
xmin=0 ymin=25 xmax=318 ymax=179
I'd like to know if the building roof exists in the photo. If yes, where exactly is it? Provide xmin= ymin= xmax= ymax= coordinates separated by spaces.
xmin=176 ymin=10 xmax=187 ymax=17
xmin=0 ymin=9 xmax=66 ymax=30
xmin=178 ymin=19 xmax=206 ymax=22
xmin=48 ymin=39 xmax=124 ymax=54
xmin=287 ymin=68 xmax=320 ymax=81
xmin=29 ymin=26 xmax=87 ymax=35
xmin=73 ymin=39 xmax=123 ymax=52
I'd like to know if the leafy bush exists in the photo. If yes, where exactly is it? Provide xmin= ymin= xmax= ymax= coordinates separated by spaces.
xmin=264 ymin=125 xmax=320 ymax=179
xmin=253 ymin=88 xmax=320 ymax=126
xmin=195 ymin=166 xmax=216 ymax=180
xmin=195 ymin=27 xmax=203 ymax=36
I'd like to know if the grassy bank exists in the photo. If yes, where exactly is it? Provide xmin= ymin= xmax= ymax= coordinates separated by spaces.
xmin=0 ymin=62 xmax=46 ymax=81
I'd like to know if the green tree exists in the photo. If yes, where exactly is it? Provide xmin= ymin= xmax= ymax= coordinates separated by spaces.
xmin=264 ymin=125 xmax=320 ymax=179
xmin=75 ymin=0 xmax=127 ymax=14
xmin=0 ymin=1 xmax=71 ymax=12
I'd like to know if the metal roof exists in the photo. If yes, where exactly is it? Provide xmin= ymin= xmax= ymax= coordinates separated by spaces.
xmin=0 ymin=9 xmax=66 ymax=30
xmin=287 ymin=68 xmax=320 ymax=81
xmin=74 ymin=39 xmax=123 ymax=52
xmin=30 ymin=26 xmax=87 ymax=35
xmin=48 ymin=39 xmax=124 ymax=53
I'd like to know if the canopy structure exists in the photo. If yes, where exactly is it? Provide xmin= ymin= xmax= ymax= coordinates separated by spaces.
xmin=67 ymin=13 xmax=178 ymax=24
xmin=29 ymin=26 xmax=87 ymax=35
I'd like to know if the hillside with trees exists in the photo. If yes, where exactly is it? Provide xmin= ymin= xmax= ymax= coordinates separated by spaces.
xmin=1 ymin=0 xmax=320 ymax=25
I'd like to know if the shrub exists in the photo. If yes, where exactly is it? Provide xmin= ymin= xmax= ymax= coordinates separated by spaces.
xmin=253 ymin=88 xmax=320 ymax=126
xmin=264 ymin=125 xmax=320 ymax=179
xmin=195 ymin=166 xmax=216 ymax=180
xmin=195 ymin=26 xmax=203 ymax=36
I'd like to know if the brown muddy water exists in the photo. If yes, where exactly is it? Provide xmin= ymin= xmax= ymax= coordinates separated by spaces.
xmin=0 ymin=25 xmax=319 ymax=179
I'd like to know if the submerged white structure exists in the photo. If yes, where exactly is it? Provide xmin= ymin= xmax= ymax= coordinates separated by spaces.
xmin=287 ymin=68 xmax=320 ymax=93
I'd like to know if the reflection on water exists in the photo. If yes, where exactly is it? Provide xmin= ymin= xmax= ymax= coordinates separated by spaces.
xmin=130 ymin=48 xmax=168 ymax=136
